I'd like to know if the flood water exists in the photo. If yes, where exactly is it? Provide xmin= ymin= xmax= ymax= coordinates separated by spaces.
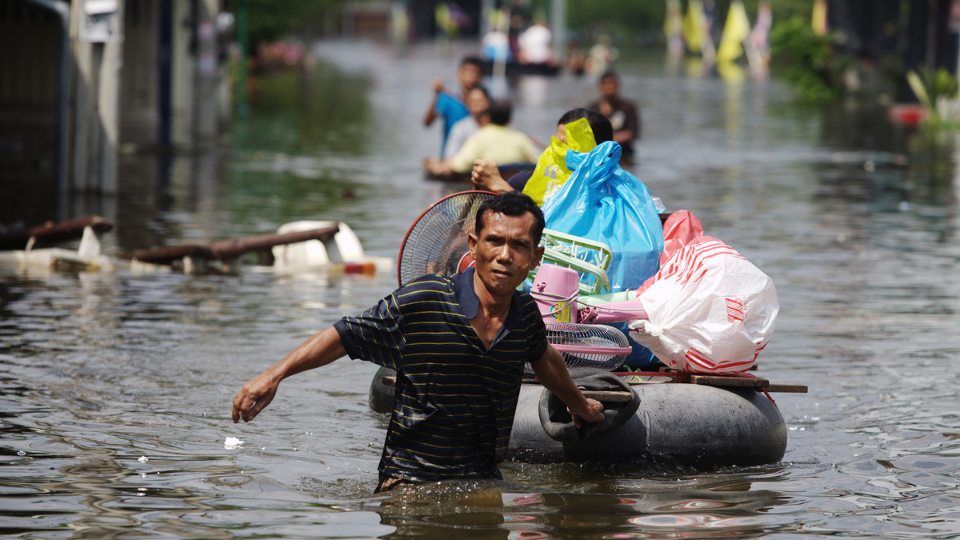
xmin=3 ymin=40 xmax=960 ymax=538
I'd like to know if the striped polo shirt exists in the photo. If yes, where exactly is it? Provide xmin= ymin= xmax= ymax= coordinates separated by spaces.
xmin=333 ymin=267 xmax=547 ymax=483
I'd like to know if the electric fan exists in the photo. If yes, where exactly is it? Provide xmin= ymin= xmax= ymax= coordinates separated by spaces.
xmin=398 ymin=191 xmax=496 ymax=287
xmin=534 ymin=321 xmax=632 ymax=373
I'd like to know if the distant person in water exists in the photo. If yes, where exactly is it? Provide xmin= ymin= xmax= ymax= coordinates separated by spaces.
xmin=423 ymin=56 xmax=484 ymax=156
xmin=470 ymin=107 xmax=612 ymax=200
xmin=587 ymin=71 xmax=640 ymax=162
xmin=585 ymin=34 xmax=618 ymax=76
xmin=518 ymin=17 xmax=555 ymax=65
xmin=425 ymin=100 xmax=540 ymax=177
xmin=565 ymin=41 xmax=586 ymax=76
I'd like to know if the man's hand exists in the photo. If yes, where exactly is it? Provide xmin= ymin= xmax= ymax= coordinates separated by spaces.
xmin=532 ymin=345 xmax=607 ymax=429
xmin=424 ymin=157 xmax=451 ymax=176
xmin=568 ymin=398 xmax=604 ymax=428
xmin=229 ymin=327 xmax=346 ymax=423
xmin=471 ymin=159 xmax=512 ymax=192
xmin=232 ymin=370 xmax=281 ymax=423
xmin=431 ymin=78 xmax=445 ymax=93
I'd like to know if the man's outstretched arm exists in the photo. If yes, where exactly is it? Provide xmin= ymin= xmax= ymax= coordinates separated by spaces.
xmin=232 ymin=326 xmax=346 ymax=423
xmin=531 ymin=344 xmax=605 ymax=427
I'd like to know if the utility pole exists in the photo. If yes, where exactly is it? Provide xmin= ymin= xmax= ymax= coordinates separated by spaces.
xmin=194 ymin=0 xmax=220 ymax=143
xmin=551 ymin=0 xmax=566 ymax=63
xmin=236 ymin=0 xmax=249 ymax=117
xmin=69 ymin=0 xmax=123 ymax=194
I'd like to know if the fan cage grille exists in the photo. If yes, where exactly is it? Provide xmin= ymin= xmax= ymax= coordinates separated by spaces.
xmin=398 ymin=192 xmax=494 ymax=286
xmin=525 ymin=321 xmax=630 ymax=373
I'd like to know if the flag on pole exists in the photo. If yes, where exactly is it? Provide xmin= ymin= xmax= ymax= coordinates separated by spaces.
xmin=665 ymin=0 xmax=684 ymax=57
xmin=716 ymin=0 xmax=752 ymax=64
xmin=812 ymin=0 xmax=828 ymax=36
xmin=683 ymin=0 xmax=705 ymax=53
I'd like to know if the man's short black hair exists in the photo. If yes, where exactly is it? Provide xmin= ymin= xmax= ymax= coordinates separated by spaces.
xmin=599 ymin=70 xmax=619 ymax=83
xmin=461 ymin=55 xmax=484 ymax=70
xmin=557 ymin=108 xmax=613 ymax=144
xmin=475 ymin=191 xmax=545 ymax=245
xmin=487 ymin=99 xmax=512 ymax=126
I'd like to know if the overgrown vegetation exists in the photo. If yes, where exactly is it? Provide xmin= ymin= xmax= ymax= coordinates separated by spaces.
xmin=911 ymin=67 xmax=959 ymax=106
xmin=769 ymin=15 xmax=846 ymax=102
xmin=245 ymin=0 xmax=822 ymax=49
xmin=245 ymin=0 xmax=345 ymax=47
xmin=907 ymin=67 xmax=960 ymax=127
xmin=566 ymin=0 xmax=817 ymax=46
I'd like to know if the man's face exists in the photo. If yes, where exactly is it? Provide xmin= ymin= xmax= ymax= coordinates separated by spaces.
xmin=458 ymin=64 xmax=483 ymax=90
xmin=468 ymin=210 xmax=544 ymax=298
xmin=600 ymin=77 xmax=618 ymax=99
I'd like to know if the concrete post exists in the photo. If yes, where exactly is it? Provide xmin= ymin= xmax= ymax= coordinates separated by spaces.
xmin=69 ymin=0 xmax=123 ymax=194
xmin=170 ymin=0 xmax=220 ymax=147
xmin=235 ymin=0 xmax=249 ymax=116
xmin=550 ymin=0 xmax=566 ymax=63
xmin=120 ymin=1 xmax=161 ymax=150
xmin=99 ymin=30 xmax=121 ymax=193
xmin=171 ymin=0 xmax=194 ymax=147
xmin=194 ymin=0 xmax=220 ymax=143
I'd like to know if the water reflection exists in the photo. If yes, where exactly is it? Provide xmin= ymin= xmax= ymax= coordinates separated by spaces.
xmin=371 ymin=480 xmax=789 ymax=539
xmin=236 ymin=65 xmax=375 ymax=156
xmin=3 ymin=39 xmax=960 ymax=539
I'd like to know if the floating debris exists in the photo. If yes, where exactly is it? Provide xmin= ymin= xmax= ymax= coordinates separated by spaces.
xmin=224 ymin=436 xmax=244 ymax=449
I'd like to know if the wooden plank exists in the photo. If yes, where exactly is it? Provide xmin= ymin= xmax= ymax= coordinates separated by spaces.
xmin=205 ymin=225 xmax=340 ymax=259
xmin=688 ymin=374 xmax=769 ymax=388
xmin=0 ymin=216 xmax=115 ymax=250
xmin=766 ymin=383 xmax=808 ymax=393
xmin=126 ymin=224 xmax=339 ymax=264
xmin=687 ymin=374 xmax=808 ymax=393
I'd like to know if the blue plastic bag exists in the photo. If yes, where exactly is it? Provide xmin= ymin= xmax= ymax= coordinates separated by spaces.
xmin=541 ymin=141 xmax=664 ymax=292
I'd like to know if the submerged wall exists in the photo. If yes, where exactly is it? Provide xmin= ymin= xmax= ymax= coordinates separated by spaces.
xmin=0 ymin=1 xmax=65 ymax=223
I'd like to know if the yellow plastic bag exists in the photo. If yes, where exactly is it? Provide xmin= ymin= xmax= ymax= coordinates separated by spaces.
xmin=522 ymin=118 xmax=596 ymax=206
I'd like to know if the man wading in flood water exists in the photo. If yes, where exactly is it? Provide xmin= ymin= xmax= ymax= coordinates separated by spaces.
xmin=232 ymin=192 xmax=604 ymax=492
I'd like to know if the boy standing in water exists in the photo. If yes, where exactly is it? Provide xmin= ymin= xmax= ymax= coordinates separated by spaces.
xmin=423 ymin=56 xmax=484 ymax=156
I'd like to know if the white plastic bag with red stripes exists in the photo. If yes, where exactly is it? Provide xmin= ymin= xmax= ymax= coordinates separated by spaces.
xmin=626 ymin=239 xmax=779 ymax=374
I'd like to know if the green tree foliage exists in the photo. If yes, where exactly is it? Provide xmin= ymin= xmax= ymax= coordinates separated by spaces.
xmin=769 ymin=15 xmax=844 ymax=101
xmin=566 ymin=1 xmax=665 ymax=39
xmin=246 ymin=0 xmax=345 ymax=46
xmin=565 ymin=0 xmax=817 ymax=44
